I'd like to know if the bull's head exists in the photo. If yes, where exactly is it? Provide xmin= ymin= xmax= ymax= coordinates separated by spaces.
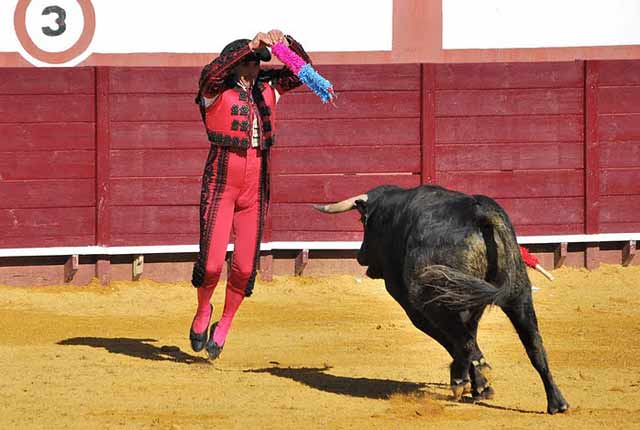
xmin=313 ymin=193 xmax=385 ymax=279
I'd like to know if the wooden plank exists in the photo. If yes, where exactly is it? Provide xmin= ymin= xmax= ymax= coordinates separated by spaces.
xmin=313 ymin=64 xmax=421 ymax=91
xmin=0 ymin=235 xmax=95 ymax=248
xmin=112 ymin=118 xmax=420 ymax=150
xmin=109 ymin=94 xmax=201 ymax=122
xmin=111 ymin=206 xmax=199 ymax=234
xmin=435 ymin=62 xmax=583 ymax=90
xmin=110 ymin=67 xmax=200 ymax=93
xmin=0 ymin=123 xmax=95 ymax=151
xmin=514 ymin=224 xmax=583 ymax=236
xmin=598 ymin=60 xmax=640 ymax=86
xmin=436 ymin=88 xmax=583 ymax=117
xmin=111 ymin=121 xmax=205 ymax=149
xmin=436 ymin=115 xmax=583 ymax=143
xmin=0 ymin=68 xmax=95 ymax=94
xmin=437 ymin=170 xmax=584 ymax=198
xmin=110 ymin=234 xmax=200 ymax=246
xmin=271 ymin=146 xmax=420 ymax=175
xmin=110 ymin=149 xmax=208 ymax=178
xmin=495 ymin=197 xmax=584 ymax=225
xmin=271 ymin=230 xmax=363 ymax=242
xmin=96 ymin=67 xmax=111 ymax=248
xmin=278 ymin=91 xmax=420 ymax=120
xmin=585 ymin=62 xmax=600 ymax=235
xmin=270 ymin=174 xmax=420 ymax=204
xmin=278 ymin=118 xmax=420 ymax=147
xmin=421 ymin=63 xmax=436 ymax=184
xmin=600 ymin=141 xmax=640 ymax=168
xmin=272 ymin=225 xmax=584 ymax=241
xmin=0 ymin=151 xmax=94 ymax=180
xmin=600 ymin=222 xmax=640 ymax=233
xmin=598 ymin=114 xmax=640 ymax=141
xmin=111 ymin=177 xmax=201 ymax=206
xmin=600 ymin=169 xmax=640 ymax=195
xmin=0 ymin=207 xmax=95 ymax=238
xmin=271 ymin=203 xmax=362 ymax=232
xmin=0 ymin=179 xmax=95 ymax=208
xmin=598 ymin=86 xmax=640 ymax=114
xmin=436 ymin=143 xmax=583 ymax=171
xmin=0 ymin=95 xmax=95 ymax=123
xmin=600 ymin=195 xmax=640 ymax=223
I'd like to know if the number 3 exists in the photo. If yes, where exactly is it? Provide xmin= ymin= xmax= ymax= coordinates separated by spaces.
xmin=42 ymin=5 xmax=66 ymax=37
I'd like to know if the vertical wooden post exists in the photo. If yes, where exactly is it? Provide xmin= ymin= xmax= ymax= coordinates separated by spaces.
xmin=420 ymin=64 xmax=436 ymax=184
xmin=294 ymin=249 xmax=309 ymax=276
xmin=259 ymin=203 xmax=274 ymax=281
xmin=554 ymin=242 xmax=568 ymax=269
xmin=95 ymin=67 xmax=111 ymax=284
xmin=585 ymin=61 xmax=600 ymax=269
xmin=64 ymin=255 xmax=79 ymax=283
xmin=622 ymin=241 xmax=636 ymax=267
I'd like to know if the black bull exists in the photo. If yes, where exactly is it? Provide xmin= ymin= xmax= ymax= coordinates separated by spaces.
xmin=314 ymin=185 xmax=569 ymax=415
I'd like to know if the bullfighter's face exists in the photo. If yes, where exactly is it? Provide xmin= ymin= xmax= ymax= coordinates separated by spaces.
xmin=355 ymin=199 xmax=384 ymax=279
xmin=234 ymin=59 xmax=261 ymax=86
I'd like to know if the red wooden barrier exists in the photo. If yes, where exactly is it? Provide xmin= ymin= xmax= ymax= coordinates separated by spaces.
xmin=1 ymin=61 xmax=640 ymax=255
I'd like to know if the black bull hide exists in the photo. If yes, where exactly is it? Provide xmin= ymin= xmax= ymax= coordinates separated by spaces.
xmin=315 ymin=185 xmax=569 ymax=415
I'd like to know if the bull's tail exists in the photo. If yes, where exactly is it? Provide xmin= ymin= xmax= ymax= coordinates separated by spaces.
xmin=473 ymin=194 xmax=528 ymax=293
xmin=418 ymin=196 xmax=527 ymax=312
xmin=417 ymin=265 xmax=509 ymax=311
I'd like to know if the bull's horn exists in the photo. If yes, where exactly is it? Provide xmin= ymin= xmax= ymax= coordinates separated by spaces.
xmin=313 ymin=194 xmax=368 ymax=214
xmin=535 ymin=264 xmax=555 ymax=281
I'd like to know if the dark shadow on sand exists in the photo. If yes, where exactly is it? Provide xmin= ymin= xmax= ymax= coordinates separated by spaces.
xmin=246 ymin=365 xmax=544 ymax=414
xmin=57 ymin=337 xmax=210 ymax=365
xmin=245 ymin=365 xmax=431 ymax=399
xmin=459 ymin=397 xmax=545 ymax=415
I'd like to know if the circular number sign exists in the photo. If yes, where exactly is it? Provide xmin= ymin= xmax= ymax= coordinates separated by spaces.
xmin=14 ymin=0 xmax=95 ymax=65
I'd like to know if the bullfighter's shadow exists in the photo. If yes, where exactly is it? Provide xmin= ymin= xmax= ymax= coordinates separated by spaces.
xmin=245 ymin=365 xmax=443 ymax=400
xmin=57 ymin=337 xmax=209 ymax=365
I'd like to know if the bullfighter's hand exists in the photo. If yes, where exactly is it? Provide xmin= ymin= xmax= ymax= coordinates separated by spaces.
xmin=267 ymin=29 xmax=288 ymax=46
xmin=249 ymin=32 xmax=272 ymax=50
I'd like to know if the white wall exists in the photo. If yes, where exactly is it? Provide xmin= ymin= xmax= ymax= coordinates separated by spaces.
xmin=1 ymin=0 xmax=393 ymax=66
xmin=443 ymin=0 xmax=640 ymax=49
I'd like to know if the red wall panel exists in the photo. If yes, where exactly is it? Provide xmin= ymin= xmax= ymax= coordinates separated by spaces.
xmin=0 ymin=68 xmax=96 ymax=248
xmin=434 ymin=61 xmax=586 ymax=236
xmin=596 ymin=60 xmax=640 ymax=232
xmin=1 ymin=61 xmax=639 ymax=251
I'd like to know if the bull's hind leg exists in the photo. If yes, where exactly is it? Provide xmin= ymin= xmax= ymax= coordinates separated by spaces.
xmin=404 ymin=309 xmax=477 ymax=397
xmin=415 ymin=304 xmax=479 ymax=401
xmin=462 ymin=309 xmax=494 ymax=400
xmin=502 ymin=297 xmax=569 ymax=414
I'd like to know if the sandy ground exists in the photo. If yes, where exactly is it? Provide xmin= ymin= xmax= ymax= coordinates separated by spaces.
xmin=1 ymin=265 xmax=639 ymax=430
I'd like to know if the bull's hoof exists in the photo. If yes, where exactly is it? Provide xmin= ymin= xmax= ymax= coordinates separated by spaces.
xmin=473 ymin=359 xmax=493 ymax=383
xmin=472 ymin=385 xmax=495 ymax=401
xmin=451 ymin=378 xmax=469 ymax=401
xmin=547 ymin=399 xmax=570 ymax=415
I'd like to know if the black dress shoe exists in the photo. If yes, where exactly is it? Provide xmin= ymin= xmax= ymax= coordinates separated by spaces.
xmin=205 ymin=322 xmax=224 ymax=360
xmin=189 ymin=304 xmax=212 ymax=352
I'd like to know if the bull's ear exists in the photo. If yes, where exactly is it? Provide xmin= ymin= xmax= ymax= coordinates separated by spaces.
xmin=354 ymin=199 xmax=368 ymax=214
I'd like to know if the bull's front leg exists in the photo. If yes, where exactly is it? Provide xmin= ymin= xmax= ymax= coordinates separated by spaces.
xmin=502 ymin=297 xmax=569 ymax=414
